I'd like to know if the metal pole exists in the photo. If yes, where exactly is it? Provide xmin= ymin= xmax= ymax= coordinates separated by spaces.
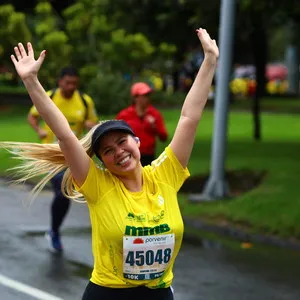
xmin=285 ymin=45 xmax=299 ymax=94
xmin=189 ymin=0 xmax=236 ymax=201
xmin=285 ymin=21 xmax=300 ymax=95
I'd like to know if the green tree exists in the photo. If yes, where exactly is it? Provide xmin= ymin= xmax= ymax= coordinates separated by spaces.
xmin=63 ymin=1 xmax=113 ymax=69
xmin=237 ymin=0 xmax=300 ymax=140
xmin=62 ymin=0 xmax=177 ymax=113
xmin=33 ymin=1 xmax=72 ymax=88
xmin=0 ymin=4 xmax=31 ymax=72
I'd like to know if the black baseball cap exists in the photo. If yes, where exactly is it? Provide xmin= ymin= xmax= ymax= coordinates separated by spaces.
xmin=92 ymin=120 xmax=134 ymax=158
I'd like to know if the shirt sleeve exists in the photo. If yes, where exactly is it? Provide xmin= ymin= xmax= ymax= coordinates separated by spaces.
xmin=29 ymin=105 xmax=39 ymax=117
xmin=83 ymin=94 xmax=99 ymax=123
xmin=72 ymin=158 xmax=115 ymax=204
xmin=151 ymin=146 xmax=190 ymax=191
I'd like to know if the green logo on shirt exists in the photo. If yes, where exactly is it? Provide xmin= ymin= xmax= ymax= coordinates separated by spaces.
xmin=126 ymin=210 xmax=165 ymax=223
xmin=124 ymin=224 xmax=170 ymax=236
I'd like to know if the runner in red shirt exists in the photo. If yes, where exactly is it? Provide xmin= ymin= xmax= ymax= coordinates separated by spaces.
xmin=116 ymin=82 xmax=168 ymax=166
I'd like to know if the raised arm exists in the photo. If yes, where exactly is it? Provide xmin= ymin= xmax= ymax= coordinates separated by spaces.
xmin=169 ymin=28 xmax=219 ymax=168
xmin=11 ymin=42 xmax=90 ymax=186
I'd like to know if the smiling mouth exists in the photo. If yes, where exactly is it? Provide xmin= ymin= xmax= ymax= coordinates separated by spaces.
xmin=117 ymin=155 xmax=131 ymax=165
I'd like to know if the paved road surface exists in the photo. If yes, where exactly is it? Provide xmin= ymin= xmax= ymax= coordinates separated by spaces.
xmin=1 ymin=181 xmax=300 ymax=300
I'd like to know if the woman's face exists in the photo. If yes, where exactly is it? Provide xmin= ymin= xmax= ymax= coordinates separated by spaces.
xmin=98 ymin=132 xmax=141 ymax=174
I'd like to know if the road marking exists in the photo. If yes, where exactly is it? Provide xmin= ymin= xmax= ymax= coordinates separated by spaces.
xmin=0 ymin=274 xmax=63 ymax=300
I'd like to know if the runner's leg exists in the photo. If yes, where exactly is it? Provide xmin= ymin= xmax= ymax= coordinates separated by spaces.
xmin=50 ymin=170 xmax=70 ymax=234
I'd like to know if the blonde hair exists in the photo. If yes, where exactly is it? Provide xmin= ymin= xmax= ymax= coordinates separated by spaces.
xmin=0 ymin=123 xmax=104 ymax=205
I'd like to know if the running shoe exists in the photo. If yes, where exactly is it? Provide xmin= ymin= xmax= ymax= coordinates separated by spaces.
xmin=45 ymin=230 xmax=63 ymax=252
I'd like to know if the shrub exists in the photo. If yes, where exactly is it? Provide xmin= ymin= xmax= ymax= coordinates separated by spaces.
xmin=86 ymin=72 xmax=131 ymax=115
xmin=151 ymin=90 xmax=186 ymax=108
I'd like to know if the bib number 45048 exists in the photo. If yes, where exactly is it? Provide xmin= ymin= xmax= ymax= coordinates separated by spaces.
xmin=125 ymin=248 xmax=171 ymax=267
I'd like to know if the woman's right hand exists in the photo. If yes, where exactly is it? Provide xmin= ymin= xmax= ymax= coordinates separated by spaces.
xmin=11 ymin=42 xmax=46 ymax=80
xmin=196 ymin=28 xmax=219 ymax=61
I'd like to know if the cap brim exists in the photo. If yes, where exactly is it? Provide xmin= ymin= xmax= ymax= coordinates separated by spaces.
xmin=92 ymin=123 xmax=134 ymax=156
xmin=97 ymin=127 xmax=133 ymax=141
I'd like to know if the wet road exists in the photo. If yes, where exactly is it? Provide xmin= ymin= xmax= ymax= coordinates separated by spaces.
xmin=1 ymin=181 xmax=300 ymax=300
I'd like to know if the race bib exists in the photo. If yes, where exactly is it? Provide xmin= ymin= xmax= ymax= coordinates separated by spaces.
xmin=123 ymin=234 xmax=175 ymax=280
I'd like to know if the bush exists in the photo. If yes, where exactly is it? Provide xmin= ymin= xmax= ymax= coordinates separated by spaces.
xmin=86 ymin=72 xmax=131 ymax=115
xmin=86 ymin=71 xmax=187 ymax=115
xmin=151 ymin=90 xmax=186 ymax=108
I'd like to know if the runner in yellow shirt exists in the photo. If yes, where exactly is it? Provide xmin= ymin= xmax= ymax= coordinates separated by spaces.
xmin=27 ymin=66 xmax=99 ymax=252
xmin=3 ymin=28 xmax=218 ymax=299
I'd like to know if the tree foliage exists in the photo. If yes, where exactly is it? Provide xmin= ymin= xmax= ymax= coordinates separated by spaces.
xmin=32 ymin=1 xmax=72 ymax=88
xmin=1 ymin=0 xmax=300 ymax=113
xmin=0 ymin=4 xmax=31 ymax=68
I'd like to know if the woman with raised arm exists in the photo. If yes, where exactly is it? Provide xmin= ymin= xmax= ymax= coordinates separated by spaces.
xmin=2 ymin=28 xmax=218 ymax=300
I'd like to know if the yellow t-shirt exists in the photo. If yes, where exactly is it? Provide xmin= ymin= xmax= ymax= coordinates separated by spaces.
xmin=74 ymin=146 xmax=190 ymax=289
xmin=29 ymin=89 xmax=98 ymax=143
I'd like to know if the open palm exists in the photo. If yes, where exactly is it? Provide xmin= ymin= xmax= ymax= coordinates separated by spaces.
xmin=196 ymin=28 xmax=219 ymax=59
xmin=11 ymin=42 xmax=46 ymax=80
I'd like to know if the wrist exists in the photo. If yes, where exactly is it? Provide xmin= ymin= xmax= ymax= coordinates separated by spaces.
xmin=22 ymin=75 xmax=39 ymax=85
xmin=203 ymin=54 xmax=218 ymax=66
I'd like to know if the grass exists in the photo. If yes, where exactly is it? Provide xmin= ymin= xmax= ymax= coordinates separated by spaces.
xmin=231 ymin=96 xmax=300 ymax=113
xmin=159 ymin=108 xmax=300 ymax=239
xmin=1 ymin=103 xmax=300 ymax=240
xmin=0 ymin=106 xmax=39 ymax=173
